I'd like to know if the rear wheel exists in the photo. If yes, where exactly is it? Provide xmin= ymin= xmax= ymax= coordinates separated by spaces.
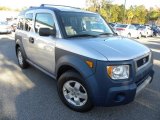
xmin=57 ymin=71 xmax=93 ymax=112
xmin=151 ymin=33 xmax=153 ymax=37
xmin=16 ymin=47 xmax=29 ymax=69
xmin=145 ymin=32 xmax=148 ymax=38
xmin=8 ymin=31 xmax=12 ymax=34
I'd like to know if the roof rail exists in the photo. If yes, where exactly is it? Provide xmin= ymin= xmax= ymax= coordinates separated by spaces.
xmin=29 ymin=6 xmax=38 ymax=9
xmin=40 ymin=4 xmax=80 ymax=9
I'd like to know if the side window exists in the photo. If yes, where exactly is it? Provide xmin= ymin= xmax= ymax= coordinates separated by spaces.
xmin=129 ymin=25 xmax=136 ymax=30
xmin=129 ymin=25 xmax=133 ymax=29
xmin=132 ymin=26 xmax=136 ymax=30
xmin=35 ymin=13 xmax=55 ymax=33
xmin=17 ymin=16 xmax=25 ymax=30
xmin=24 ymin=13 xmax=33 ymax=31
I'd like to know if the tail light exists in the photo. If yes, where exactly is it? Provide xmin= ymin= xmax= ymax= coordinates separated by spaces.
xmin=116 ymin=28 xmax=125 ymax=31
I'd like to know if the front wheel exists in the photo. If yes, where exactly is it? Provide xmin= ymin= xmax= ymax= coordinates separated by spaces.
xmin=57 ymin=71 xmax=93 ymax=112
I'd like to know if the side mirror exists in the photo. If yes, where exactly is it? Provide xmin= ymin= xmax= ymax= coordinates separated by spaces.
xmin=39 ymin=28 xmax=56 ymax=36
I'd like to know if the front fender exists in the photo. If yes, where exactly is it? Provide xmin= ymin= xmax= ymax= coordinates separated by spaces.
xmin=56 ymin=55 xmax=96 ymax=79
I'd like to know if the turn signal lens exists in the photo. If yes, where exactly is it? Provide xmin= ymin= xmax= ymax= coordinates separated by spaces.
xmin=107 ymin=66 xmax=113 ymax=78
xmin=86 ymin=60 xmax=93 ymax=68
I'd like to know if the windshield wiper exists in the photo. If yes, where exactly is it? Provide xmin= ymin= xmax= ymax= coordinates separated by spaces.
xmin=98 ymin=32 xmax=114 ymax=36
xmin=67 ymin=34 xmax=98 ymax=38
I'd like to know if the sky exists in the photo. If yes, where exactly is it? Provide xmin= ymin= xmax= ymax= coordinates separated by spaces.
xmin=0 ymin=0 xmax=160 ymax=9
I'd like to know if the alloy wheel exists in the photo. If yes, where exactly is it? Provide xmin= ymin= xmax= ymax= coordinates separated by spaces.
xmin=63 ymin=80 xmax=88 ymax=107
xmin=18 ymin=50 xmax=23 ymax=65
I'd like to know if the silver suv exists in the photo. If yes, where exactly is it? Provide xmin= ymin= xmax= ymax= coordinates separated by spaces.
xmin=15 ymin=4 xmax=154 ymax=112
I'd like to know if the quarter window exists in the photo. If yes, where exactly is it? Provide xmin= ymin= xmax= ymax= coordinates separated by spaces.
xmin=17 ymin=16 xmax=24 ymax=30
xmin=24 ymin=13 xmax=33 ymax=31
xmin=35 ymin=13 xmax=55 ymax=33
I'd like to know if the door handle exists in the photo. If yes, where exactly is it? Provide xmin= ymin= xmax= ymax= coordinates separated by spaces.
xmin=29 ymin=37 xmax=34 ymax=43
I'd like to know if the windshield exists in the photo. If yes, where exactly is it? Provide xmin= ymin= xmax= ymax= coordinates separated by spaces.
xmin=138 ymin=26 xmax=146 ymax=29
xmin=109 ymin=23 xmax=116 ymax=27
xmin=116 ymin=24 xmax=128 ymax=28
xmin=60 ymin=12 xmax=113 ymax=37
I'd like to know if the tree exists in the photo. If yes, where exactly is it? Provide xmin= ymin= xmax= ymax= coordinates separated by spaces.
xmin=0 ymin=6 xmax=11 ymax=11
xmin=86 ymin=0 xmax=160 ymax=24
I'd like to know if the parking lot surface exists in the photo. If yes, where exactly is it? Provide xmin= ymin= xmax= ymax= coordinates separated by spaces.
xmin=0 ymin=34 xmax=159 ymax=120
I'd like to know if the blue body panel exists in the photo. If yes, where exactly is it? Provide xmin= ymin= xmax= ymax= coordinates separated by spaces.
xmin=55 ymin=48 xmax=154 ymax=106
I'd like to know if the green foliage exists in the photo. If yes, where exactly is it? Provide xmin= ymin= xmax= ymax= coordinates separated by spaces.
xmin=0 ymin=6 xmax=23 ymax=11
xmin=86 ymin=0 xmax=160 ymax=24
xmin=0 ymin=6 xmax=11 ymax=11
xmin=148 ymin=9 xmax=160 ymax=20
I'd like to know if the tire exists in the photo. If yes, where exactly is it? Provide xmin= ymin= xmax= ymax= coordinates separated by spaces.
xmin=127 ymin=33 xmax=131 ymax=38
xmin=137 ymin=33 xmax=141 ymax=39
xmin=145 ymin=33 xmax=148 ymax=38
xmin=8 ymin=31 xmax=12 ymax=34
xmin=16 ymin=47 xmax=29 ymax=69
xmin=57 ymin=71 xmax=93 ymax=112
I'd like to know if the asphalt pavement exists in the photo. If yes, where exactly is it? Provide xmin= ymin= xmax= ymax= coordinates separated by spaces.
xmin=0 ymin=34 xmax=159 ymax=120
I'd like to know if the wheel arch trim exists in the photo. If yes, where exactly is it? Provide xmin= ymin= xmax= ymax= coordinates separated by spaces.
xmin=56 ymin=55 xmax=95 ymax=80
xmin=15 ymin=35 xmax=27 ymax=58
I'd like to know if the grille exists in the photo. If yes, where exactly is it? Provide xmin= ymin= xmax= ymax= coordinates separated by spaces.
xmin=135 ymin=69 xmax=150 ymax=86
xmin=136 ymin=55 xmax=149 ymax=68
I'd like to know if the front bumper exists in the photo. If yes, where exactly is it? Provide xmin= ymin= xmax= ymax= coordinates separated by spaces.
xmin=105 ymin=69 xmax=154 ymax=106
xmin=86 ymin=60 xmax=154 ymax=107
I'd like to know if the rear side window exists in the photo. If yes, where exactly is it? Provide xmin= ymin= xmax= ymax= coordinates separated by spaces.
xmin=17 ymin=13 xmax=33 ymax=31
xmin=129 ymin=25 xmax=136 ymax=29
xmin=17 ymin=16 xmax=24 ymax=30
xmin=35 ymin=13 xmax=55 ymax=33
xmin=24 ymin=13 xmax=33 ymax=31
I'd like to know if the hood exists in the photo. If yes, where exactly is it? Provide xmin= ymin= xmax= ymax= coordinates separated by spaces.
xmin=57 ymin=36 xmax=150 ymax=61
xmin=82 ymin=36 xmax=150 ymax=61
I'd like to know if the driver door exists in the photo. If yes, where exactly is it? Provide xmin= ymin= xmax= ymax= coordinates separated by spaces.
xmin=29 ymin=10 xmax=60 ymax=74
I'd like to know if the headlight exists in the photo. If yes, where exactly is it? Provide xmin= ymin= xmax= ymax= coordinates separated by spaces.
xmin=107 ymin=65 xmax=129 ymax=80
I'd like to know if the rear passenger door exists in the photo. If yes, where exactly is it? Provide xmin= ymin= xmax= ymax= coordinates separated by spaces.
xmin=18 ymin=11 xmax=34 ymax=60
xmin=28 ymin=10 xmax=61 ymax=74
xmin=147 ymin=27 xmax=152 ymax=36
